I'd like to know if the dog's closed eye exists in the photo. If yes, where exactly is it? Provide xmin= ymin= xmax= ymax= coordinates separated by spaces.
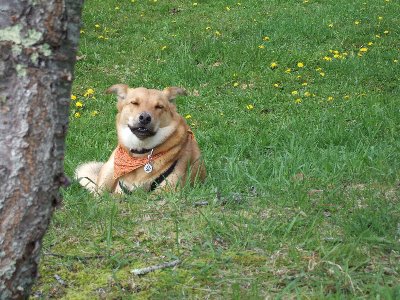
xmin=155 ymin=104 xmax=164 ymax=109
xmin=130 ymin=101 xmax=139 ymax=106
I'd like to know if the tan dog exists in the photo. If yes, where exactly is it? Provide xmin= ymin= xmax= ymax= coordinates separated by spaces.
xmin=75 ymin=84 xmax=206 ymax=194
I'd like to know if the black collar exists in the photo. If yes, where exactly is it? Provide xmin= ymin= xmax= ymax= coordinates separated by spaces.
xmin=130 ymin=148 xmax=152 ymax=155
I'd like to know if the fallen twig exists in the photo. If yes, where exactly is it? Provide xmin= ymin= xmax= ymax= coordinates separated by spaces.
xmin=54 ymin=274 xmax=67 ymax=286
xmin=194 ymin=201 xmax=209 ymax=207
xmin=131 ymin=259 xmax=181 ymax=276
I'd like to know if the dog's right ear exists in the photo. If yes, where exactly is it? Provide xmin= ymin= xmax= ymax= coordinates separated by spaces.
xmin=106 ymin=84 xmax=129 ymax=101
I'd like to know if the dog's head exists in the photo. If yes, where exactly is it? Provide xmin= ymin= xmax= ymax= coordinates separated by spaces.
xmin=107 ymin=84 xmax=186 ymax=152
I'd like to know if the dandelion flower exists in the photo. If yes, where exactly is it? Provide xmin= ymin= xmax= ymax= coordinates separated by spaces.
xmin=378 ymin=16 xmax=383 ymax=21
xmin=368 ymin=42 xmax=373 ymax=46
xmin=206 ymin=26 xmax=211 ymax=30
xmin=384 ymin=30 xmax=389 ymax=34
xmin=226 ymin=6 xmax=230 ymax=11
xmin=75 ymin=101 xmax=83 ymax=108
xmin=375 ymin=34 xmax=381 ymax=38
xmin=343 ymin=95 xmax=350 ymax=99
xmin=394 ymin=59 xmax=398 ymax=63
xmin=291 ymin=90 xmax=298 ymax=96
xmin=161 ymin=46 xmax=167 ymax=51
xmin=328 ymin=23 xmax=334 ymax=28
xmin=295 ymin=98 xmax=302 ymax=104
xmin=354 ymin=20 xmax=360 ymax=25
xmin=193 ymin=2 xmax=198 ymax=6
xmin=80 ymin=30 xmax=85 ymax=34
xmin=70 ymin=94 xmax=77 ymax=100
xmin=215 ymin=31 xmax=221 ymax=36
xmin=115 ymin=6 xmax=120 ymax=10
xmin=263 ymin=36 xmax=270 ymax=41
xmin=327 ymin=96 xmax=334 ymax=101
xmin=273 ymin=83 xmax=280 ymax=88
xmin=185 ymin=114 xmax=192 ymax=119
xmin=246 ymin=104 xmax=254 ymax=110
xmin=91 ymin=110 xmax=99 ymax=117
xmin=297 ymin=62 xmax=304 ymax=68
xmin=74 ymin=112 xmax=81 ymax=118
xmin=304 ymin=91 xmax=311 ymax=97
xmin=302 ymin=82 xmax=308 ymax=86
xmin=258 ymin=45 xmax=265 ymax=49
xmin=233 ymin=82 xmax=239 ymax=87
xmin=95 ymin=24 xmax=100 ymax=28
xmin=323 ymin=56 xmax=332 ymax=61
xmin=84 ymin=88 xmax=95 ymax=97
xmin=285 ymin=68 xmax=292 ymax=73
xmin=270 ymin=62 xmax=278 ymax=69
xmin=360 ymin=47 xmax=368 ymax=52
xmin=319 ymin=72 xmax=325 ymax=77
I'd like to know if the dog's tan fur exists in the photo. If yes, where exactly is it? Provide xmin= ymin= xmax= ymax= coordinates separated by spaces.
xmin=76 ymin=85 xmax=206 ymax=194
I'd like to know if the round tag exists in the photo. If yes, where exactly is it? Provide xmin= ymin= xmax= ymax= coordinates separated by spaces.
xmin=144 ymin=163 xmax=153 ymax=173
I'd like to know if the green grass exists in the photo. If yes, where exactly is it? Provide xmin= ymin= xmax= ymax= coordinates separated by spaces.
xmin=31 ymin=0 xmax=400 ymax=298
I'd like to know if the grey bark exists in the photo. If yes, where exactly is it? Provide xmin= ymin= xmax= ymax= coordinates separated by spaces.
xmin=0 ymin=0 xmax=83 ymax=298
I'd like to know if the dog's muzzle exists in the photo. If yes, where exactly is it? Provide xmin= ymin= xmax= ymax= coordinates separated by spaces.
xmin=128 ymin=112 xmax=155 ymax=139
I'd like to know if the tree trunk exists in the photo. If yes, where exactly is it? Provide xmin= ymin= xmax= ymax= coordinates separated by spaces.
xmin=0 ymin=0 xmax=83 ymax=298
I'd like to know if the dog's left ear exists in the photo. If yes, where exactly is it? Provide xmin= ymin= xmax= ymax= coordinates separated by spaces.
xmin=106 ymin=84 xmax=129 ymax=101
xmin=163 ymin=87 xmax=187 ymax=102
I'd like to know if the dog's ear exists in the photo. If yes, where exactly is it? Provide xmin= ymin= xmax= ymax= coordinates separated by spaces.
xmin=106 ymin=84 xmax=129 ymax=101
xmin=163 ymin=87 xmax=187 ymax=102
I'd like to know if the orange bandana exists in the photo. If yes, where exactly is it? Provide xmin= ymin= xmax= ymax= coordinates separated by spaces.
xmin=113 ymin=146 xmax=164 ymax=179
xmin=113 ymin=129 xmax=195 ymax=179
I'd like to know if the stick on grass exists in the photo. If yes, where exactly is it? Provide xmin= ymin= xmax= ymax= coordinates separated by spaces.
xmin=131 ymin=259 xmax=181 ymax=276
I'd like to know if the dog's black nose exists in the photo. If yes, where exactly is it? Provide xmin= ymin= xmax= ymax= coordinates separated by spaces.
xmin=139 ymin=112 xmax=152 ymax=125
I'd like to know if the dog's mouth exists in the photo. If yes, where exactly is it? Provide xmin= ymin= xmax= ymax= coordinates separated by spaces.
xmin=128 ymin=125 xmax=155 ymax=139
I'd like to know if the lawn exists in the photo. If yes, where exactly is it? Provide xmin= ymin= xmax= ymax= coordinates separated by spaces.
xmin=32 ymin=0 xmax=400 ymax=298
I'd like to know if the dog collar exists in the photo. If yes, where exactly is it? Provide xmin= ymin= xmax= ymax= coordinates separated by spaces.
xmin=130 ymin=147 xmax=152 ymax=155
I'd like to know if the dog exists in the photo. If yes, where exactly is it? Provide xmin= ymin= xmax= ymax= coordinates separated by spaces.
xmin=75 ymin=84 xmax=206 ymax=194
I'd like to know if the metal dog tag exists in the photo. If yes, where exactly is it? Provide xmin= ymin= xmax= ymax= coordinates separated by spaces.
xmin=144 ymin=163 xmax=153 ymax=173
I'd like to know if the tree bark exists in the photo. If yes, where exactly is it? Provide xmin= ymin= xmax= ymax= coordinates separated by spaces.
xmin=0 ymin=0 xmax=83 ymax=298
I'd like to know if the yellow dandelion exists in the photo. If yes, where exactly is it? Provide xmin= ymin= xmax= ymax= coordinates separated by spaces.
xmin=75 ymin=101 xmax=83 ymax=108
xmin=368 ymin=42 xmax=373 ymax=46
xmin=319 ymin=72 xmax=325 ymax=77
xmin=115 ymin=6 xmax=120 ymax=10
xmin=354 ymin=20 xmax=360 ymax=25
xmin=360 ymin=47 xmax=368 ymax=52
xmin=80 ymin=30 xmax=85 ymax=34
xmin=295 ymin=98 xmax=302 ymax=104
xmin=215 ymin=31 xmax=221 ymax=36
xmin=333 ymin=54 xmax=341 ymax=59
xmin=70 ymin=94 xmax=77 ymax=100
xmin=394 ymin=59 xmax=398 ymax=63
xmin=90 ymin=110 xmax=99 ymax=117
xmin=258 ymin=45 xmax=265 ymax=49
xmin=323 ymin=56 xmax=332 ymax=61
xmin=206 ymin=26 xmax=211 ymax=30
xmin=273 ymin=83 xmax=280 ymax=88
xmin=285 ymin=68 xmax=292 ymax=73
xmin=378 ymin=16 xmax=383 ymax=21
xmin=161 ymin=45 xmax=167 ymax=51
xmin=327 ymin=96 xmax=334 ymax=101
xmin=74 ymin=112 xmax=81 ymax=118
xmin=185 ymin=114 xmax=192 ymax=119
xmin=315 ymin=67 xmax=323 ymax=72
xmin=304 ymin=91 xmax=311 ymax=97
xmin=302 ymin=82 xmax=308 ymax=86
xmin=233 ymin=82 xmax=239 ymax=87
xmin=84 ymin=88 xmax=95 ymax=97
xmin=375 ymin=34 xmax=381 ymax=38
xmin=270 ymin=62 xmax=278 ymax=69
xmin=343 ymin=95 xmax=350 ymax=99
xmin=297 ymin=62 xmax=304 ymax=68
xmin=226 ymin=6 xmax=230 ymax=11
xmin=263 ymin=36 xmax=270 ymax=41
xmin=384 ymin=30 xmax=389 ymax=34
xmin=291 ymin=90 xmax=299 ymax=96
xmin=246 ymin=104 xmax=254 ymax=110
xmin=328 ymin=23 xmax=334 ymax=28
xmin=95 ymin=24 xmax=100 ymax=28
xmin=193 ymin=2 xmax=198 ymax=6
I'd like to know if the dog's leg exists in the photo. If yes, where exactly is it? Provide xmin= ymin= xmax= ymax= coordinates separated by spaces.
xmin=75 ymin=162 xmax=104 ymax=193
xmin=96 ymin=153 xmax=118 ymax=193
